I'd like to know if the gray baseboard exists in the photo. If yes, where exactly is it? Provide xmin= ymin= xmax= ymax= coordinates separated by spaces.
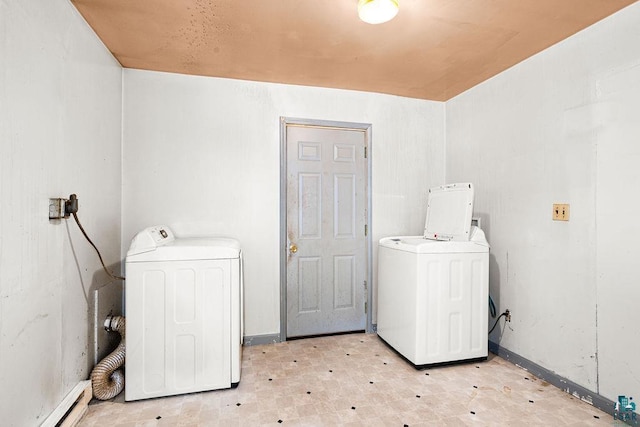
xmin=243 ymin=333 xmax=281 ymax=346
xmin=245 ymin=329 xmax=376 ymax=345
xmin=489 ymin=341 xmax=638 ymax=426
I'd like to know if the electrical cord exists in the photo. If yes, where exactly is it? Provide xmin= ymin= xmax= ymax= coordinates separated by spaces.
xmin=489 ymin=311 xmax=509 ymax=334
xmin=489 ymin=295 xmax=497 ymax=318
xmin=72 ymin=211 xmax=125 ymax=281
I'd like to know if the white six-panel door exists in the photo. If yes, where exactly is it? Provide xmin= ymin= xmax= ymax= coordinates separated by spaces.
xmin=285 ymin=124 xmax=367 ymax=338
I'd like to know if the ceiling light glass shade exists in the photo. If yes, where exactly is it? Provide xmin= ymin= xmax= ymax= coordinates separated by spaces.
xmin=358 ymin=0 xmax=399 ymax=24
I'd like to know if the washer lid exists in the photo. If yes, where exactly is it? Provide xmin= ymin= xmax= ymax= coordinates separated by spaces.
xmin=424 ymin=183 xmax=474 ymax=241
xmin=380 ymin=227 xmax=489 ymax=254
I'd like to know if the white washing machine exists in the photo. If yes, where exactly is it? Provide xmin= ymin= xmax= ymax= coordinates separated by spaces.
xmin=377 ymin=183 xmax=489 ymax=367
xmin=124 ymin=225 xmax=243 ymax=401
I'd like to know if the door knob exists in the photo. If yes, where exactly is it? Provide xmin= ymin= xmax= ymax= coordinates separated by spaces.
xmin=289 ymin=244 xmax=298 ymax=254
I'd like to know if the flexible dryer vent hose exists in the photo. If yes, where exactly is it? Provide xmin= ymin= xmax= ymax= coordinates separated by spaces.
xmin=91 ymin=315 xmax=126 ymax=400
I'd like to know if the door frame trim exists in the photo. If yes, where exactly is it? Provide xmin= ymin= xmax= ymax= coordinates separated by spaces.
xmin=279 ymin=117 xmax=373 ymax=342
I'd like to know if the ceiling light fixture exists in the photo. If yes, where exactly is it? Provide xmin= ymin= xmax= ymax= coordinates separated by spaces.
xmin=358 ymin=0 xmax=399 ymax=25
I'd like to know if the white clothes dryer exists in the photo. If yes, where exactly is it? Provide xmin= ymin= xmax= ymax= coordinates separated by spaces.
xmin=377 ymin=183 xmax=489 ymax=367
xmin=124 ymin=225 xmax=243 ymax=401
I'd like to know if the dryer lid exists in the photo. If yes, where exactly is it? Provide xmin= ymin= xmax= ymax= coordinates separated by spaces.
xmin=424 ymin=183 xmax=474 ymax=241
xmin=127 ymin=237 xmax=241 ymax=262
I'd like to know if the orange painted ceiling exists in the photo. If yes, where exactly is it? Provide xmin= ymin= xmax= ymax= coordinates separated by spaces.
xmin=71 ymin=0 xmax=637 ymax=101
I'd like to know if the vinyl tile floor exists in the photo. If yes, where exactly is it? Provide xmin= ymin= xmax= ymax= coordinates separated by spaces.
xmin=79 ymin=333 xmax=617 ymax=426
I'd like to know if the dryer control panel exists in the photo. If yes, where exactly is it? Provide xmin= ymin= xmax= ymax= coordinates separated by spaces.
xmin=127 ymin=225 xmax=175 ymax=256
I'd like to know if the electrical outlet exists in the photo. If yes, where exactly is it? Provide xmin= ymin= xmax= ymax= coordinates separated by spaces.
xmin=552 ymin=203 xmax=570 ymax=221
xmin=49 ymin=198 xmax=65 ymax=219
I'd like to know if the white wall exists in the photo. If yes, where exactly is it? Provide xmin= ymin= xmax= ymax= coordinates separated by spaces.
xmin=122 ymin=70 xmax=445 ymax=336
xmin=0 ymin=0 xmax=122 ymax=424
xmin=446 ymin=2 xmax=640 ymax=402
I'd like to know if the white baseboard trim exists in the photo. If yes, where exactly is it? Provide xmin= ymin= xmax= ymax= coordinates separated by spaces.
xmin=41 ymin=380 xmax=92 ymax=427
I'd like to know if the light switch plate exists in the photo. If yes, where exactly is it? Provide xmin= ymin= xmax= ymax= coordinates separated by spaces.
xmin=552 ymin=203 xmax=570 ymax=221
